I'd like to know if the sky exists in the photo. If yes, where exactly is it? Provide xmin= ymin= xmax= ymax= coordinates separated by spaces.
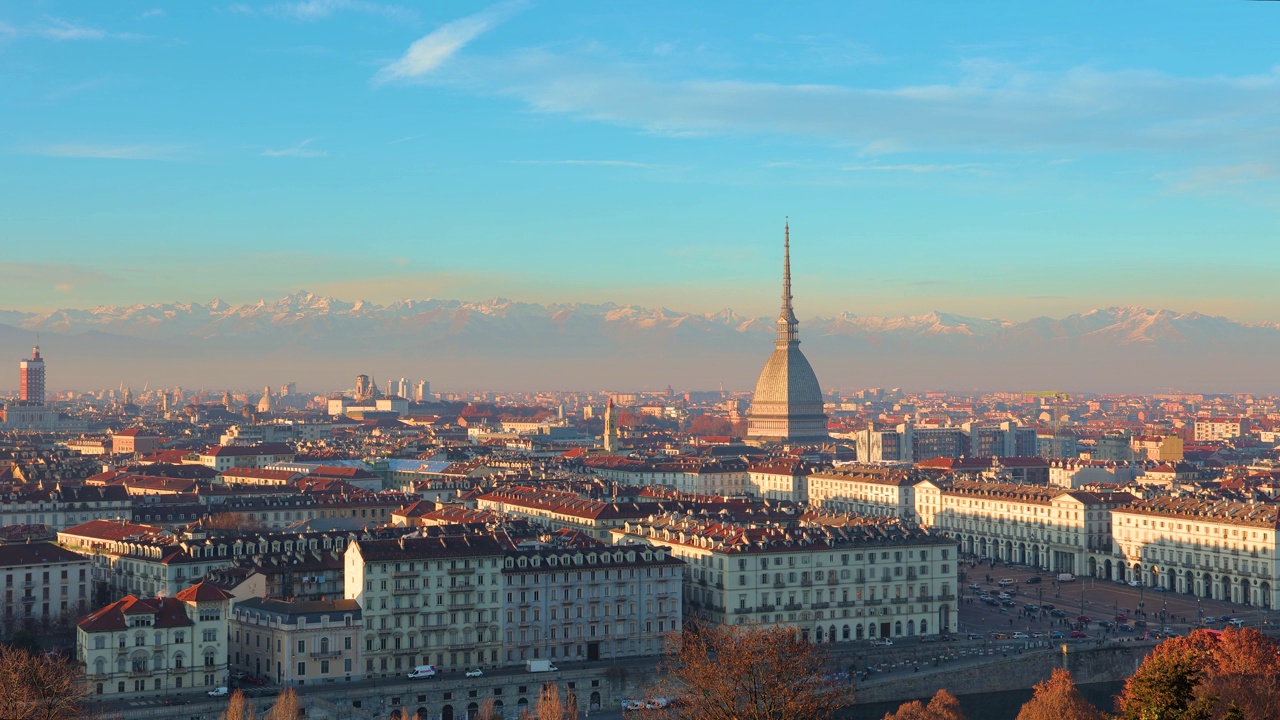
xmin=2 ymin=1 xmax=1280 ymax=322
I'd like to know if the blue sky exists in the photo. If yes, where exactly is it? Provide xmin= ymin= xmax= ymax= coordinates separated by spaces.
xmin=2 ymin=1 xmax=1279 ymax=320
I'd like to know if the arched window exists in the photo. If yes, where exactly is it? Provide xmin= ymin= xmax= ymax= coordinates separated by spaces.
xmin=320 ymin=637 xmax=329 ymax=654
xmin=842 ymin=624 xmax=850 ymax=640
xmin=920 ymin=619 xmax=928 ymax=635
xmin=154 ymin=632 xmax=163 ymax=647
xmin=174 ymin=653 xmax=184 ymax=669
xmin=894 ymin=621 xmax=902 ymax=636
xmin=94 ymin=658 xmax=105 ymax=676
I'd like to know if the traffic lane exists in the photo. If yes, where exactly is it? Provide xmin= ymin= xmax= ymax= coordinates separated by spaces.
xmin=960 ymin=568 xmax=1259 ymax=632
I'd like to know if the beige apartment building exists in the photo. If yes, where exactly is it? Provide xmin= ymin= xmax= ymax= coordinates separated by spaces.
xmin=807 ymin=466 xmax=921 ymax=522
xmin=612 ymin=512 xmax=959 ymax=642
xmin=914 ymin=479 xmax=1132 ymax=576
xmin=229 ymin=598 xmax=362 ymax=685
xmin=1110 ymin=498 xmax=1279 ymax=608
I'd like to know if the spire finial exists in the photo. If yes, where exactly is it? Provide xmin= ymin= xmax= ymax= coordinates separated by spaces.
xmin=777 ymin=218 xmax=799 ymax=346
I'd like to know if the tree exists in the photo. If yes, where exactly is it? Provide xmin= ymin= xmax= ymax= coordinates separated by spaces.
xmin=519 ymin=683 xmax=575 ymax=720
xmin=1015 ymin=669 xmax=1104 ymax=720
xmin=632 ymin=620 xmax=854 ymax=720
xmin=476 ymin=697 xmax=500 ymax=720
xmin=219 ymin=690 xmax=255 ymax=720
xmin=1119 ymin=628 xmax=1280 ymax=720
xmin=265 ymin=687 xmax=298 ymax=720
xmin=1118 ymin=645 xmax=1213 ymax=720
xmin=204 ymin=512 xmax=264 ymax=532
xmin=688 ymin=415 xmax=732 ymax=437
xmin=882 ymin=689 xmax=967 ymax=720
xmin=0 ymin=646 xmax=90 ymax=720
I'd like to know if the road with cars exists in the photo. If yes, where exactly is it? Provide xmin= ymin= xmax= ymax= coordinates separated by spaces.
xmin=955 ymin=560 xmax=1271 ymax=642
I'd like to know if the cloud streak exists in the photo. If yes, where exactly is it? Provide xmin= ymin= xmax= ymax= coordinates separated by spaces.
xmin=510 ymin=159 xmax=660 ymax=168
xmin=33 ymin=143 xmax=183 ymax=160
xmin=374 ymin=0 xmax=526 ymax=85
xmin=267 ymin=0 xmax=416 ymax=23
xmin=260 ymin=138 xmax=328 ymax=158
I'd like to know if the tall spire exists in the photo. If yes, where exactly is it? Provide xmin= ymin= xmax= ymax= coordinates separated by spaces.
xmin=777 ymin=218 xmax=799 ymax=346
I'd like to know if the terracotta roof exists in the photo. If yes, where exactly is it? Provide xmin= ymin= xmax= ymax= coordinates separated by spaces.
xmin=60 ymin=519 xmax=167 ymax=543
xmin=173 ymin=581 xmax=233 ymax=602
xmin=78 ymin=596 xmax=193 ymax=632
xmin=0 ymin=542 xmax=88 ymax=568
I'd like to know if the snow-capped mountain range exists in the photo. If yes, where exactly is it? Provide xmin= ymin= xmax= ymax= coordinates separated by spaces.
xmin=2 ymin=292 xmax=1276 ymax=392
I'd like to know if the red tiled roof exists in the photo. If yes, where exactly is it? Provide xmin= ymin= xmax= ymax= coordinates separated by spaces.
xmin=78 ymin=596 xmax=193 ymax=632
xmin=173 ymin=581 xmax=233 ymax=603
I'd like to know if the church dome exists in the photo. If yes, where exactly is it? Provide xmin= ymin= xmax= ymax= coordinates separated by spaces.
xmin=746 ymin=222 xmax=828 ymax=444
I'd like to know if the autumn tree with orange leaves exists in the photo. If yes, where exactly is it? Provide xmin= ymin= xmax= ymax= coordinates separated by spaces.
xmin=881 ymin=689 xmax=967 ymax=720
xmin=630 ymin=620 xmax=853 ymax=720
xmin=1015 ymin=668 xmax=1104 ymax=720
xmin=1118 ymin=627 xmax=1280 ymax=720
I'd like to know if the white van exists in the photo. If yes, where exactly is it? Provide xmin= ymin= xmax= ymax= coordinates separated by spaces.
xmin=408 ymin=665 xmax=437 ymax=679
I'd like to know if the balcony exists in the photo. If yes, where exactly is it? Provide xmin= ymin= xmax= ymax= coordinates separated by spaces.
xmin=390 ymin=605 xmax=418 ymax=614
xmin=783 ymin=603 xmax=802 ymax=612
xmin=773 ymin=580 xmax=785 ymax=589
xmin=890 ymin=597 xmax=908 ymax=605
xmin=866 ymin=599 xmax=883 ymax=606
xmin=392 ymin=586 xmax=418 ymax=596
xmin=939 ymin=594 xmax=957 ymax=601
xmin=906 ymin=571 xmax=917 ymax=580
xmin=310 ymin=649 xmax=343 ymax=659
xmin=732 ymin=607 xmax=754 ymax=615
xmin=129 ymin=669 xmax=151 ymax=677
xmin=827 ymin=575 xmax=839 ymax=585
xmin=757 ymin=604 xmax=776 ymax=612
xmin=392 ymin=570 xmax=417 ymax=578
xmin=448 ymin=566 xmax=475 ymax=575
xmin=811 ymin=602 xmax=830 ymax=609
xmin=836 ymin=600 xmax=856 ymax=608
xmin=800 ymin=579 xmax=812 ymax=587
xmin=917 ymin=595 xmax=933 ymax=602
xmin=447 ymin=601 xmax=476 ymax=611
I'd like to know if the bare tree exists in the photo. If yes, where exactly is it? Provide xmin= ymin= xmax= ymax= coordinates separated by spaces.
xmin=519 ymin=683 xmax=573 ymax=720
xmin=476 ymin=697 xmax=500 ymax=720
xmin=632 ymin=620 xmax=853 ymax=720
xmin=265 ymin=687 xmax=298 ymax=720
xmin=0 ymin=645 xmax=90 ymax=720
xmin=219 ymin=689 xmax=255 ymax=720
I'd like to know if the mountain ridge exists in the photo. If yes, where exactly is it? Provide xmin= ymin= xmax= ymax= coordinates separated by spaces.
xmin=2 ymin=292 xmax=1277 ymax=392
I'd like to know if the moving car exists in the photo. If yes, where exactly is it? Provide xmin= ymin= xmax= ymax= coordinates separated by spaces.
xmin=997 ymin=578 xmax=1015 ymax=586
xmin=1050 ymin=631 xmax=1065 ymax=639
xmin=1050 ymin=609 xmax=1067 ymax=618
xmin=871 ymin=638 xmax=893 ymax=647
xmin=465 ymin=669 xmax=484 ymax=678
xmin=1119 ymin=624 xmax=1135 ymax=632
xmin=409 ymin=665 xmax=438 ymax=679
xmin=1012 ymin=632 xmax=1029 ymax=639
xmin=1128 ymin=580 xmax=1142 ymax=587
xmin=1069 ymin=631 xmax=1088 ymax=638
xmin=1001 ymin=599 xmax=1016 ymax=607
xmin=1025 ymin=576 xmax=1042 ymax=584
xmin=208 ymin=687 xmax=229 ymax=697
xmin=1077 ymin=615 xmax=1091 ymax=623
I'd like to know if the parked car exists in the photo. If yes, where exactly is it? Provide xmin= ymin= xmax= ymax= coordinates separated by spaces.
xmin=1115 ymin=614 xmax=1127 ymax=622
xmin=1012 ymin=632 xmax=1029 ymax=639
xmin=984 ymin=598 xmax=1000 ymax=606
xmin=967 ymin=633 xmax=984 ymax=640
xmin=1099 ymin=621 xmax=1115 ymax=630
xmin=870 ymin=638 xmax=893 ymax=647
xmin=243 ymin=676 xmax=265 ymax=686
xmin=1001 ymin=599 xmax=1016 ymax=607
xmin=997 ymin=578 xmax=1015 ymax=586
xmin=1077 ymin=615 xmax=1091 ymax=623
xmin=1203 ymin=616 xmax=1217 ymax=624
xmin=1069 ymin=631 xmax=1088 ymax=638
xmin=1050 ymin=609 xmax=1067 ymax=618
xmin=1229 ymin=619 xmax=1245 ymax=628
xmin=1119 ymin=624 xmax=1135 ymax=632
xmin=465 ymin=668 xmax=484 ymax=678
xmin=1023 ymin=604 xmax=1039 ymax=612
xmin=1026 ymin=576 xmax=1042 ymax=584
xmin=1128 ymin=580 xmax=1142 ymax=587
xmin=1134 ymin=620 xmax=1148 ymax=628
xmin=208 ymin=687 xmax=229 ymax=697
xmin=969 ymin=583 xmax=981 ymax=590
xmin=1050 ymin=631 xmax=1066 ymax=639
xmin=231 ymin=671 xmax=247 ymax=681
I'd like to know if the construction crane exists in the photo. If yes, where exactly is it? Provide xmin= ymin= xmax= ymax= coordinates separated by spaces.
xmin=1021 ymin=391 xmax=1071 ymax=436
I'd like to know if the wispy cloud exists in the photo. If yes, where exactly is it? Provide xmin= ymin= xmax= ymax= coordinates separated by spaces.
xmin=267 ymin=0 xmax=417 ymax=23
xmin=139 ymin=9 xmax=166 ymax=19
xmin=34 ymin=143 xmax=184 ymax=160
xmin=1160 ymin=162 xmax=1279 ymax=193
xmin=260 ymin=138 xmax=328 ymax=158
xmin=843 ymin=163 xmax=983 ymax=173
xmin=0 ymin=262 xmax=114 ymax=293
xmin=509 ymin=159 xmax=659 ymax=168
xmin=442 ymin=50 xmax=1280 ymax=167
xmin=9 ymin=17 xmax=145 ymax=41
xmin=373 ymin=0 xmax=526 ymax=85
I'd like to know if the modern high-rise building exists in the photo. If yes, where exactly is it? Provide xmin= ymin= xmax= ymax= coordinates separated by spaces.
xmin=19 ymin=345 xmax=45 ymax=404
xmin=746 ymin=223 xmax=828 ymax=444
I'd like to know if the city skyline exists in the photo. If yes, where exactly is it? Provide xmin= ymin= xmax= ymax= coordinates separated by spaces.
xmin=3 ymin=2 xmax=1280 ymax=321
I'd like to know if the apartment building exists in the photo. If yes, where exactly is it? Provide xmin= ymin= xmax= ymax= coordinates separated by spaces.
xmin=611 ymin=512 xmax=958 ymax=643
xmin=746 ymin=458 xmax=816 ymax=503
xmin=344 ymin=532 xmax=506 ymax=678
xmin=500 ymin=533 xmax=683 ymax=666
xmin=0 ymin=542 xmax=92 ymax=624
xmin=914 ymin=479 xmax=1133 ymax=576
xmin=1195 ymin=418 xmax=1252 ymax=442
xmin=806 ymin=466 xmax=921 ymax=521
xmin=0 ymin=485 xmax=132 ymax=531
xmin=229 ymin=598 xmax=362 ymax=685
xmin=476 ymin=487 xmax=658 ymax=542
xmin=76 ymin=581 xmax=231 ymax=699
xmin=1110 ymin=498 xmax=1279 ymax=608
